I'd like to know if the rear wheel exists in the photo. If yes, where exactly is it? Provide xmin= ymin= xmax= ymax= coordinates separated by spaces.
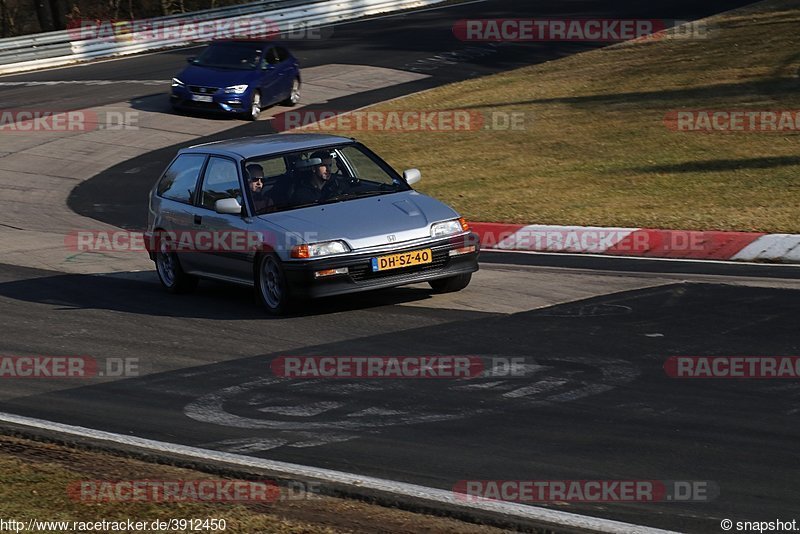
xmin=428 ymin=273 xmax=472 ymax=293
xmin=256 ymin=253 xmax=292 ymax=314
xmin=155 ymin=236 xmax=198 ymax=294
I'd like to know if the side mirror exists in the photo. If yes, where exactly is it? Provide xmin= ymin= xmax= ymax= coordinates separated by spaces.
xmin=186 ymin=56 xmax=196 ymax=64
xmin=215 ymin=198 xmax=242 ymax=215
xmin=403 ymin=168 xmax=421 ymax=186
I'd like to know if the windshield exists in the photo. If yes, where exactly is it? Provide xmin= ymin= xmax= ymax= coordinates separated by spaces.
xmin=194 ymin=42 xmax=262 ymax=70
xmin=243 ymin=144 xmax=412 ymax=216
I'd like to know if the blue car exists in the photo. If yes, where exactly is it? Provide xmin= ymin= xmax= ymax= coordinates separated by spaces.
xmin=170 ymin=40 xmax=301 ymax=120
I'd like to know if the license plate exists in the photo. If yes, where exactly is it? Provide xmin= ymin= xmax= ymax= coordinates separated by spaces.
xmin=191 ymin=94 xmax=214 ymax=102
xmin=371 ymin=248 xmax=432 ymax=272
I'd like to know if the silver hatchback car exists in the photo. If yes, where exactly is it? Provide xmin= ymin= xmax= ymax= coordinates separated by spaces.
xmin=146 ymin=133 xmax=479 ymax=314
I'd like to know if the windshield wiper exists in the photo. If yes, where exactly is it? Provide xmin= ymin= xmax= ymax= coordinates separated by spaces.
xmin=321 ymin=190 xmax=389 ymax=204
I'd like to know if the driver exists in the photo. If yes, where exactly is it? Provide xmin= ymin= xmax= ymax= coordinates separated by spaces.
xmin=290 ymin=152 xmax=347 ymax=204
xmin=317 ymin=151 xmax=348 ymax=179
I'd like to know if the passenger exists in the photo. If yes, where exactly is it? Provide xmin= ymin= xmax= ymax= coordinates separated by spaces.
xmin=246 ymin=164 xmax=269 ymax=212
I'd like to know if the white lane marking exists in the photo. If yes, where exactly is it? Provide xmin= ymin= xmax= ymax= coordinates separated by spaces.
xmin=546 ymin=384 xmax=615 ymax=403
xmin=503 ymin=379 xmax=568 ymax=399
xmin=0 ymin=80 xmax=167 ymax=86
xmin=453 ymin=380 xmax=508 ymax=390
xmin=0 ymin=410 xmax=679 ymax=534
xmin=185 ymin=377 xmax=477 ymax=431
xmin=184 ymin=357 xmax=638 ymax=447
xmin=258 ymin=401 xmax=344 ymax=417
xmin=347 ymin=407 xmax=406 ymax=417
xmin=203 ymin=437 xmax=289 ymax=453
xmin=201 ymin=432 xmax=358 ymax=453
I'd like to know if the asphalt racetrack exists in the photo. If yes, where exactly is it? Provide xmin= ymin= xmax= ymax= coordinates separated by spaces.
xmin=1 ymin=1 xmax=796 ymax=532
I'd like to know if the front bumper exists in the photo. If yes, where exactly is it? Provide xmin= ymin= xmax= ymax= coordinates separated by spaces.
xmin=282 ymin=233 xmax=480 ymax=299
xmin=170 ymin=87 xmax=250 ymax=114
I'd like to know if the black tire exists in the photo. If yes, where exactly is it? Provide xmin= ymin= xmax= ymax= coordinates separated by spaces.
xmin=281 ymin=78 xmax=301 ymax=107
xmin=155 ymin=235 xmax=198 ymax=294
xmin=245 ymin=91 xmax=262 ymax=121
xmin=255 ymin=253 xmax=292 ymax=315
xmin=428 ymin=273 xmax=472 ymax=294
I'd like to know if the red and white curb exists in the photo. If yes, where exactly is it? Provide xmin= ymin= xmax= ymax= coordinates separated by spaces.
xmin=470 ymin=223 xmax=800 ymax=263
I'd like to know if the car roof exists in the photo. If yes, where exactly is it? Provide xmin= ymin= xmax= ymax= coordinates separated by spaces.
xmin=183 ymin=134 xmax=356 ymax=159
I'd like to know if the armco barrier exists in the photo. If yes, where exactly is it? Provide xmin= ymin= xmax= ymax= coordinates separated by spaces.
xmin=0 ymin=0 xmax=299 ymax=66
xmin=0 ymin=0 xmax=445 ymax=75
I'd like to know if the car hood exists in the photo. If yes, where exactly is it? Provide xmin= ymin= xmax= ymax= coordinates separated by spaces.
xmin=175 ymin=64 xmax=256 ymax=87
xmin=259 ymin=191 xmax=460 ymax=250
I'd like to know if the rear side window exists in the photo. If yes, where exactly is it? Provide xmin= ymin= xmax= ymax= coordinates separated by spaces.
xmin=261 ymin=157 xmax=287 ymax=177
xmin=275 ymin=47 xmax=289 ymax=62
xmin=157 ymin=154 xmax=206 ymax=204
xmin=199 ymin=157 xmax=241 ymax=210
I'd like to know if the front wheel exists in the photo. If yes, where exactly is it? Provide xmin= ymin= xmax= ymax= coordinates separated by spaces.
xmin=155 ymin=237 xmax=198 ymax=294
xmin=428 ymin=273 xmax=472 ymax=293
xmin=246 ymin=91 xmax=262 ymax=121
xmin=282 ymin=78 xmax=300 ymax=106
xmin=256 ymin=253 xmax=292 ymax=314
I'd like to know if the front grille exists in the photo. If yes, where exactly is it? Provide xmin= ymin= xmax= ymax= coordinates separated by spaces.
xmin=188 ymin=85 xmax=219 ymax=94
xmin=348 ymin=249 xmax=450 ymax=283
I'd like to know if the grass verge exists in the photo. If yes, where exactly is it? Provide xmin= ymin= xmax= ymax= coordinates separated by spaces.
xmin=0 ymin=434 xmax=510 ymax=534
xmin=315 ymin=0 xmax=800 ymax=232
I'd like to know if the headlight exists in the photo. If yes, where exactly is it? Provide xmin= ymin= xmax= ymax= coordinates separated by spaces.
xmin=171 ymin=78 xmax=184 ymax=87
xmin=224 ymin=84 xmax=249 ymax=93
xmin=291 ymin=240 xmax=350 ymax=258
xmin=431 ymin=218 xmax=469 ymax=238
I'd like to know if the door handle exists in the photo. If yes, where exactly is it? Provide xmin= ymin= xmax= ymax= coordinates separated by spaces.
xmin=194 ymin=214 xmax=202 ymax=225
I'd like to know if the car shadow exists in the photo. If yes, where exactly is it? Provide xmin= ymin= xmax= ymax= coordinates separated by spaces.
xmin=0 ymin=268 xmax=439 ymax=320
xmin=129 ymin=92 xmax=250 ymax=121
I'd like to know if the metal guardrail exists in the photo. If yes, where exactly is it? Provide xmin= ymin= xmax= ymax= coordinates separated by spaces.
xmin=0 ymin=0 xmax=297 ymax=56
xmin=0 ymin=0 xmax=445 ymax=75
